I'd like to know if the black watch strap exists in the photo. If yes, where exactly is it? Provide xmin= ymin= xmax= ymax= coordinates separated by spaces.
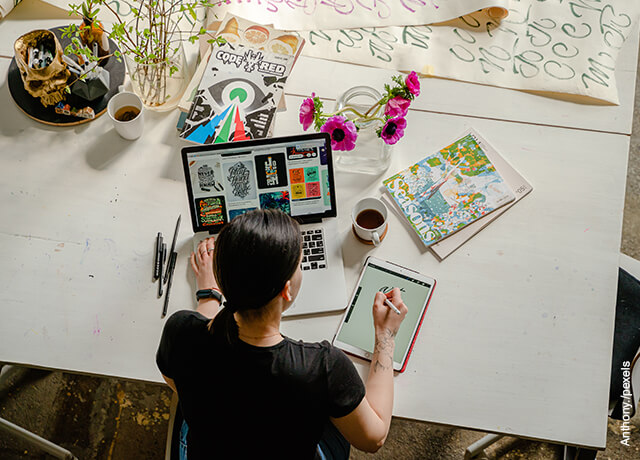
xmin=196 ymin=289 xmax=222 ymax=302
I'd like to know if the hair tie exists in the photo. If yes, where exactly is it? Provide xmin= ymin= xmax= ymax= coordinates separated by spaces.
xmin=223 ymin=300 xmax=237 ymax=313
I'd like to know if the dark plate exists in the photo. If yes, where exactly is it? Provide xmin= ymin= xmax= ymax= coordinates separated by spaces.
xmin=8 ymin=25 xmax=125 ymax=126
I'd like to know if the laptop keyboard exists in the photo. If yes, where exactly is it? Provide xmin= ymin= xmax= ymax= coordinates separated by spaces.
xmin=301 ymin=229 xmax=327 ymax=271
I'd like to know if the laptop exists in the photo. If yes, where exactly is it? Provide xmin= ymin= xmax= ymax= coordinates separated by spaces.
xmin=181 ymin=133 xmax=347 ymax=317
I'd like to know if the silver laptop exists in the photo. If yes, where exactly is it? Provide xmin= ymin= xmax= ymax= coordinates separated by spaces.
xmin=181 ymin=133 xmax=347 ymax=316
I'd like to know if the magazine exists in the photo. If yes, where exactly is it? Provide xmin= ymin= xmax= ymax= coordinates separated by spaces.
xmin=429 ymin=129 xmax=533 ymax=259
xmin=382 ymin=130 xmax=515 ymax=248
xmin=180 ymin=41 xmax=294 ymax=144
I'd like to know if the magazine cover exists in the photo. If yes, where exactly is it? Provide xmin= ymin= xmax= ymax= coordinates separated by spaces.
xmin=177 ymin=13 xmax=305 ymax=114
xmin=383 ymin=131 xmax=515 ymax=248
xmin=429 ymin=129 xmax=533 ymax=259
xmin=180 ymin=41 xmax=294 ymax=144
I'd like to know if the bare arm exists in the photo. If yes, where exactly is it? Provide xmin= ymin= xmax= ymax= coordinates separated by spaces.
xmin=331 ymin=289 xmax=407 ymax=452
xmin=190 ymin=237 xmax=222 ymax=319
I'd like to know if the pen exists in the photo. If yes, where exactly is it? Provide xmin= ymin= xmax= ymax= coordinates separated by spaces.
xmin=384 ymin=298 xmax=401 ymax=315
xmin=164 ymin=215 xmax=181 ymax=284
xmin=162 ymin=254 xmax=176 ymax=318
xmin=153 ymin=232 xmax=163 ymax=280
xmin=158 ymin=243 xmax=166 ymax=297
xmin=162 ymin=215 xmax=181 ymax=317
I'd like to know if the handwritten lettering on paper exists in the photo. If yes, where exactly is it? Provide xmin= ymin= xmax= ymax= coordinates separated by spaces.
xmin=214 ymin=0 xmax=503 ymax=29
xmin=296 ymin=1 xmax=640 ymax=104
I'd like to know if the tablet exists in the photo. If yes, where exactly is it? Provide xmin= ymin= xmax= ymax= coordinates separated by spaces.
xmin=333 ymin=257 xmax=436 ymax=373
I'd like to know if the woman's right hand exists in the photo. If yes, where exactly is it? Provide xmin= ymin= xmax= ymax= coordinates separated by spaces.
xmin=372 ymin=288 xmax=407 ymax=337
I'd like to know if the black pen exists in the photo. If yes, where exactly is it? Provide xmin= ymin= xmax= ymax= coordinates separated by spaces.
xmin=162 ymin=215 xmax=181 ymax=317
xmin=158 ymin=243 xmax=167 ymax=297
xmin=164 ymin=215 xmax=181 ymax=285
xmin=153 ymin=232 xmax=163 ymax=280
xmin=162 ymin=252 xmax=177 ymax=318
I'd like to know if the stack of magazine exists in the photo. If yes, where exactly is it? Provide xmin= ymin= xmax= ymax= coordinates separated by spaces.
xmin=382 ymin=128 xmax=533 ymax=260
xmin=178 ymin=14 xmax=305 ymax=144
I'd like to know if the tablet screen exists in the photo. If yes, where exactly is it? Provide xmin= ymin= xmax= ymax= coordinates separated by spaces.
xmin=336 ymin=262 xmax=433 ymax=364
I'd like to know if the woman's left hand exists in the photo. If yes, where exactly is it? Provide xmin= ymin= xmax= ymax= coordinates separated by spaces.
xmin=191 ymin=237 xmax=219 ymax=291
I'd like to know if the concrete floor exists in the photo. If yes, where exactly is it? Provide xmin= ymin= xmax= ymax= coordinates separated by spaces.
xmin=2 ymin=51 xmax=640 ymax=460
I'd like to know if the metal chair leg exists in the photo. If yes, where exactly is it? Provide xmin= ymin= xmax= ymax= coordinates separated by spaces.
xmin=464 ymin=434 xmax=505 ymax=459
xmin=0 ymin=417 xmax=78 ymax=460
xmin=0 ymin=364 xmax=77 ymax=459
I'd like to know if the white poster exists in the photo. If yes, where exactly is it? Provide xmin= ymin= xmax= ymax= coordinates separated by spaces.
xmin=213 ymin=0 xmax=508 ymax=30
xmin=295 ymin=1 xmax=640 ymax=104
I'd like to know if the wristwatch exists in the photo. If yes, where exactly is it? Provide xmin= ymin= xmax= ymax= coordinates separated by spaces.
xmin=196 ymin=289 xmax=223 ymax=303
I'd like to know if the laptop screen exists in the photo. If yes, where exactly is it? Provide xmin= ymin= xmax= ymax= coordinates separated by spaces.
xmin=181 ymin=133 xmax=337 ymax=233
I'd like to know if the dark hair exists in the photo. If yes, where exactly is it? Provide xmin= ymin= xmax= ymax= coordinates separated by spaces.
xmin=210 ymin=209 xmax=301 ymax=344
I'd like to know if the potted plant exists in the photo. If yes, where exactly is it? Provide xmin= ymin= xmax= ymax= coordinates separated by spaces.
xmin=63 ymin=0 xmax=222 ymax=110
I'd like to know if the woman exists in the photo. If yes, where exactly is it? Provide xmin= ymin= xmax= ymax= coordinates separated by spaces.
xmin=157 ymin=209 xmax=407 ymax=459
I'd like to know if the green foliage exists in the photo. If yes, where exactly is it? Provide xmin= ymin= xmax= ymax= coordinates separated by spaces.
xmin=379 ymin=74 xmax=414 ymax=106
xmin=64 ymin=0 xmax=217 ymax=68
xmin=311 ymin=96 xmax=327 ymax=132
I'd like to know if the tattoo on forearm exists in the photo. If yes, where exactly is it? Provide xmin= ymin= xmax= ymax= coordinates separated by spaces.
xmin=373 ymin=327 xmax=396 ymax=373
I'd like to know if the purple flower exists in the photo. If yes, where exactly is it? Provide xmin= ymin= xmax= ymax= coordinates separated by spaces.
xmin=405 ymin=71 xmax=420 ymax=97
xmin=299 ymin=94 xmax=315 ymax=131
xmin=321 ymin=116 xmax=357 ymax=151
xmin=384 ymin=96 xmax=411 ymax=118
xmin=380 ymin=117 xmax=407 ymax=145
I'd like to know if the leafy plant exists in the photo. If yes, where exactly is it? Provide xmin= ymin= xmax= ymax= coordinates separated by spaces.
xmin=62 ymin=0 xmax=225 ymax=106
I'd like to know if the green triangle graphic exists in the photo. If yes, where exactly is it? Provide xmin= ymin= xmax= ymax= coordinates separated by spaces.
xmin=214 ymin=104 xmax=236 ymax=143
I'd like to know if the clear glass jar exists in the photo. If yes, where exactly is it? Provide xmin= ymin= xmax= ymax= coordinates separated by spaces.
xmin=333 ymin=86 xmax=392 ymax=175
xmin=124 ymin=41 xmax=187 ymax=112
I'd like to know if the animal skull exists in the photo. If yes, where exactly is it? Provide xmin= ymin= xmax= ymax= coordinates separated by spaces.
xmin=14 ymin=30 xmax=70 ymax=107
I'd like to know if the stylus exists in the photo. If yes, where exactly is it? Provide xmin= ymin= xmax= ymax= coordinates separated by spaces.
xmin=384 ymin=298 xmax=401 ymax=315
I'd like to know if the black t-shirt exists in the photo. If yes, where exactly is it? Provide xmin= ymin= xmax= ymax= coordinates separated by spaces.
xmin=156 ymin=310 xmax=366 ymax=460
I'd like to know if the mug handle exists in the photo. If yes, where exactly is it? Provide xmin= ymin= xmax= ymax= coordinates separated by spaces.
xmin=371 ymin=231 xmax=381 ymax=246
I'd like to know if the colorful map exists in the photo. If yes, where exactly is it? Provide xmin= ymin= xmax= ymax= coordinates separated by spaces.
xmin=383 ymin=133 xmax=515 ymax=247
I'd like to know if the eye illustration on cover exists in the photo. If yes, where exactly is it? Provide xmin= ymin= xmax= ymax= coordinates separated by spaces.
xmin=208 ymin=78 xmax=269 ymax=114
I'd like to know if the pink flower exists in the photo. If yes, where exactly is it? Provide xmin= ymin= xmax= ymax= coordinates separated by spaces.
xmin=320 ymin=116 xmax=357 ymax=151
xmin=384 ymin=97 xmax=410 ymax=117
xmin=299 ymin=94 xmax=315 ymax=131
xmin=380 ymin=117 xmax=407 ymax=145
xmin=405 ymin=71 xmax=420 ymax=97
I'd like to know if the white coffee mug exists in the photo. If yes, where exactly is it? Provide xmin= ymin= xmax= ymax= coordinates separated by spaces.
xmin=352 ymin=197 xmax=388 ymax=246
xmin=107 ymin=91 xmax=144 ymax=140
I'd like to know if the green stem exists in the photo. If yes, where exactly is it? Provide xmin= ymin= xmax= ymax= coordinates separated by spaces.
xmin=363 ymin=101 xmax=383 ymax=117
xmin=320 ymin=107 xmax=386 ymax=125
xmin=328 ymin=106 xmax=368 ymax=118
xmin=363 ymin=117 xmax=387 ymax=124
xmin=321 ymin=98 xmax=385 ymax=120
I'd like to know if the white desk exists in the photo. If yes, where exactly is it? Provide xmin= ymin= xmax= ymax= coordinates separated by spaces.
xmin=0 ymin=4 xmax=636 ymax=452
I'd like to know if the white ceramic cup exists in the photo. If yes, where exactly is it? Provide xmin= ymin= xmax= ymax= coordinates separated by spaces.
xmin=107 ymin=91 xmax=144 ymax=140
xmin=351 ymin=197 xmax=388 ymax=246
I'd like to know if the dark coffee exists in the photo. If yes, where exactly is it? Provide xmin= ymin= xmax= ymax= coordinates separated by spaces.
xmin=356 ymin=209 xmax=385 ymax=229
xmin=114 ymin=105 xmax=140 ymax=122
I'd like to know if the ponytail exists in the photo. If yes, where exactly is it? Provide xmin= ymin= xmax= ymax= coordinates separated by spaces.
xmin=209 ymin=302 xmax=239 ymax=345
xmin=209 ymin=209 xmax=301 ymax=346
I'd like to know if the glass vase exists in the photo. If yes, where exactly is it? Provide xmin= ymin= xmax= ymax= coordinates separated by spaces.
xmin=124 ymin=41 xmax=187 ymax=112
xmin=333 ymin=86 xmax=392 ymax=175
